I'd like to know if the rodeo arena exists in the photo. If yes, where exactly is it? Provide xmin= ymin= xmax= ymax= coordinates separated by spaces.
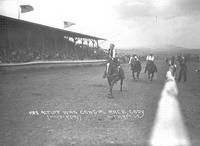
xmin=1 ymin=8 xmax=200 ymax=146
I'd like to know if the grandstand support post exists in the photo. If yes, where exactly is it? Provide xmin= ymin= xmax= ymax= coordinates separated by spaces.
xmin=81 ymin=38 xmax=84 ymax=57
xmin=26 ymin=30 xmax=32 ymax=51
xmin=96 ymin=39 xmax=99 ymax=48
xmin=81 ymin=38 xmax=84 ymax=49
xmin=92 ymin=39 xmax=95 ymax=49
xmin=87 ymin=40 xmax=90 ymax=58
xmin=73 ymin=37 xmax=78 ymax=59
xmin=87 ymin=40 xmax=90 ymax=47
xmin=54 ymin=36 xmax=58 ymax=53
xmin=81 ymin=38 xmax=87 ymax=58
xmin=64 ymin=36 xmax=69 ymax=56
xmin=41 ymin=32 xmax=45 ymax=60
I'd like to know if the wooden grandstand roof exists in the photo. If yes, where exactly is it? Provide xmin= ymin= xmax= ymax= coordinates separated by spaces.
xmin=0 ymin=15 xmax=106 ymax=41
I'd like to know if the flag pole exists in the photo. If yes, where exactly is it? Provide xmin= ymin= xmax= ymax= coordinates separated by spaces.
xmin=17 ymin=0 xmax=20 ymax=20
xmin=18 ymin=6 xmax=20 ymax=20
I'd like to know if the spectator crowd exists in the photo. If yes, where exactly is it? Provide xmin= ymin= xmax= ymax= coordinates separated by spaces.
xmin=0 ymin=44 xmax=106 ymax=63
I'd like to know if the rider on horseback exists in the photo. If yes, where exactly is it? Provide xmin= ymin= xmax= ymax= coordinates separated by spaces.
xmin=128 ymin=54 xmax=137 ymax=66
xmin=108 ymin=43 xmax=115 ymax=58
xmin=145 ymin=53 xmax=155 ymax=73
xmin=177 ymin=54 xmax=187 ymax=82
xmin=129 ymin=54 xmax=139 ymax=65
xmin=103 ymin=43 xmax=119 ymax=78
xmin=168 ymin=56 xmax=177 ymax=78
xmin=129 ymin=54 xmax=142 ymax=80
xmin=102 ymin=44 xmax=125 ymax=97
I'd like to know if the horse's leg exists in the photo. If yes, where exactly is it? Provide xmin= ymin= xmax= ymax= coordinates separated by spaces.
xmin=120 ymin=78 xmax=123 ymax=91
xmin=103 ymin=63 xmax=109 ymax=78
xmin=151 ymin=72 xmax=154 ymax=81
xmin=137 ymin=71 xmax=140 ymax=80
xmin=107 ymin=77 xmax=111 ymax=87
xmin=107 ymin=78 xmax=112 ymax=96
xmin=108 ymin=84 xmax=113 ymax=98
xmin=110 ymin=84 xmax=113 ymax=97
xmin=108 ymin=76 xmax=118 ymax=98
xmin=132 ymin=70 xmax=134 ymax=79
xmin=132 ymin=71 xmax=136 ymax=80
xmin=109 ymin=79 xmax=116 ymax=98
xmin=144 ymin=64 xmax=147 ymax=73
xmin=148 ymin=72 xmax=150 ymax=80
xmin=109 ymin=76 xmax=121 ymax=97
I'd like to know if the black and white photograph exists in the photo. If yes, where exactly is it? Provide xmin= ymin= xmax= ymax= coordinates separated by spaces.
xmin=0 ymin=0 xmax=200 ymax=146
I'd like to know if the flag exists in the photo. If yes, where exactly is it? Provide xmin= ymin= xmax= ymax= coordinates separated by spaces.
xmin=64 ymin=21 xmax=75 ymax=28
xmin=20 ymin=5 xmax=34 ymax=13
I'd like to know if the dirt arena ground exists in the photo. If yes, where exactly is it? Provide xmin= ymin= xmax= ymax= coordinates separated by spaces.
xmin=0 ymin=60 xmax=200 ymax=146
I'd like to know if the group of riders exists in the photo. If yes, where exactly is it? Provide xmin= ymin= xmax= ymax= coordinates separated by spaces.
xmin=102 ymin=43 xmax=188 ymax=97
xmin=102 ymin=43 xmax=188 ymax=98
xmin=128 ymin=53 xmax=157 ymax=81
xmin=103 ymin=43 xmax=158 ymax=81
xmin=166 ymin=54 xmax=187 ymax=82
xmin=103 ymin=43 xmax=188 ymax=82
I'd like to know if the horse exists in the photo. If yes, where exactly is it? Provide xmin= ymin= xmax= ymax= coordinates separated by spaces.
xmin=166 ymin=56 xmax=177 ymax=79
xmin=105 ymin=59 xmax=125 ymax=98
xmin=145 ymin=61 xmax=157 ymax=81
xmin=130 ymin=59 xmax=142 ymax=80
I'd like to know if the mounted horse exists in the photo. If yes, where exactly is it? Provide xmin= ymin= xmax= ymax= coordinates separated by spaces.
xmin=130 ymin=56 xmax=142 ymax=80
xmin=103 ymin=58 xmax=125 ymax=98
xmin=166 ymin=56 xmax=177 ymax=78
xmin=145 ymin=60 xmax=157 ymax=81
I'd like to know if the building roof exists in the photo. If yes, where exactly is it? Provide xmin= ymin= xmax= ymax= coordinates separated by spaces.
xmin=0 ymin=15 xmax=106 ymax=41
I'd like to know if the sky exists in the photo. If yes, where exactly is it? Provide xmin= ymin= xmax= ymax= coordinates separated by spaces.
xmin=0 ymin=0 xmax=200 ymax=49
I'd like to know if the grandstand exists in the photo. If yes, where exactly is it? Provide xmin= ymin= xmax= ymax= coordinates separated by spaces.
xmin=0 ymin=15 xmax=106 ymax=63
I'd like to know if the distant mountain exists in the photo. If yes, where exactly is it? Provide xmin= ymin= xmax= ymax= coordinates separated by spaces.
xmin=117 ymin=45 xmax=200 ymax=56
